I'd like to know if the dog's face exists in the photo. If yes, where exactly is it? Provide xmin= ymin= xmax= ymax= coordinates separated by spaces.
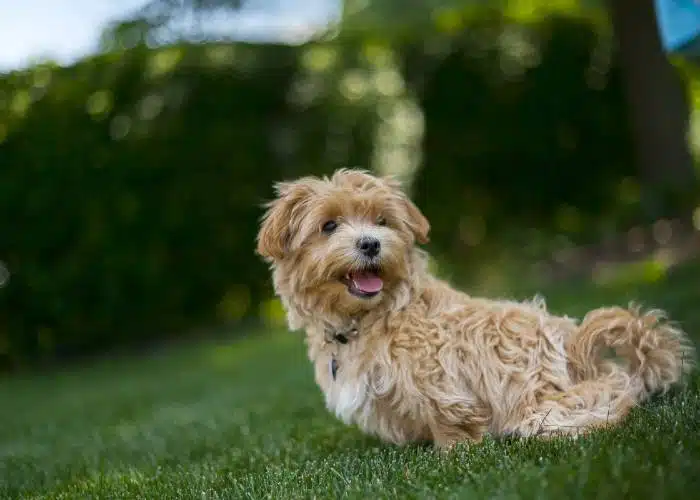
xmin=256 ymin=169 xmax=429 ymax=321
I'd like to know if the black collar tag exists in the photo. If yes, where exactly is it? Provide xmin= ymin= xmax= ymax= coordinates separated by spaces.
xmin=330 ymin=357 xmax=339 ymax=380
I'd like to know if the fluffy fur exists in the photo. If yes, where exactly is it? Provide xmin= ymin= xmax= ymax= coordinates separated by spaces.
xmin=256 ymin=168 xmax=696 ymax=449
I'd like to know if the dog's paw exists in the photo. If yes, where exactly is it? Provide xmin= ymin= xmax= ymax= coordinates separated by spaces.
xmin=497 ymin=431 xmax=522 ymax=443
xmin=434 ymin=440 xmax=459 ymax=454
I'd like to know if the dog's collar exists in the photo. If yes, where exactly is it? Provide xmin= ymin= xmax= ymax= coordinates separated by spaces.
xmin=325 ymin=320 xmax=359 ymax=381
xmin=323 ymin=320 xmax=359 ymax=345
xmin=333 ymin=333 xmax=349 ymax=344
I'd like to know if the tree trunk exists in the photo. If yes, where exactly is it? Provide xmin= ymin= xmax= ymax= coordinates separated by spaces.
xmin=608 ymin=0 xmax=697 ymax=219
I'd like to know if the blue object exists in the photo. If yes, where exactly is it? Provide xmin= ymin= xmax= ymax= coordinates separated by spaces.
xmin=655 ymin=0 xmax=700 ymax=55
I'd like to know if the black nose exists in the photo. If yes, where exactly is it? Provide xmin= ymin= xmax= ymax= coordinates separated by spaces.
xmin=356 ymin=236 xmax=381 ymax=257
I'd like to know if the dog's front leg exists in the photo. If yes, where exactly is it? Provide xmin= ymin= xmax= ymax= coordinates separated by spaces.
xmin=430 ymin=421 xmax=483 ymax=451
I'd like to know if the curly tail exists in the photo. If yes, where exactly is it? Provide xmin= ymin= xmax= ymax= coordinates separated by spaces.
xmin=566 ymin=305 xmax=696 ymax=400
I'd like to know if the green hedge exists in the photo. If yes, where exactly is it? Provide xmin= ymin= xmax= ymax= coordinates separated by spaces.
xmin=0 ymin=43 xmax=375 ymax=369
xmin=412 ymin=15 xmax=634 ymax=276
xmin=0 ymin=13 xmax=697 ymax=370
xmin=410 ymin=15 xmax=699 ymax=280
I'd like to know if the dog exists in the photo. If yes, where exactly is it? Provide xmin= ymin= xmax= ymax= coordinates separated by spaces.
xmin=256 ymin=168 xmax=696 ymax=449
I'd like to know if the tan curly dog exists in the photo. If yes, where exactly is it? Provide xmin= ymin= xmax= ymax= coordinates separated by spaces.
xmin=256 ymin=168 xmax=695 ymax=449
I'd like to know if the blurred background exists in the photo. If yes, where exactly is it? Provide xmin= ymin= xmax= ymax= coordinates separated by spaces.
xmin=1 ymin=0 xmax=699 ymax=372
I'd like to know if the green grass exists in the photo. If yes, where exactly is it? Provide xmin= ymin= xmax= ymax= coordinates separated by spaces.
xmin=2 ymin=261 xmax=700 ymax=499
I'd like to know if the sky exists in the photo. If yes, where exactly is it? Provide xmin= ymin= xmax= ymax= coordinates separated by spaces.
xmin=0 ymin=0 xmax=341 ymax=71
xmin=2 ymin=0 xmax=699 ymax=72
xmin=655 ymin=0 xmax=700 ymax=53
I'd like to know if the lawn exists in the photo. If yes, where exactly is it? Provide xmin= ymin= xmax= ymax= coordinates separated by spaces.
xmin=1 ymin=260 xmax=699 ymax=499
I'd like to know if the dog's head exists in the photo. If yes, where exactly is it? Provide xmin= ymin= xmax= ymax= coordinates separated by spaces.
xmin=256 ymin=169 xmax=429 ymax=324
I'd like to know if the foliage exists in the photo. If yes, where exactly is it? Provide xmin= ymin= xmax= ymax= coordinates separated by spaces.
xmin=411 ymin=13 xmax=637 ymax=279
xmin=1 ymin=259 xmax=698 ymax=498
xmin=342 ymin=0 xmax=598 ymax=34
xmin=103 ymin=0 xmax=247 ymax=47
xmin=0 ymin=43 xmax=373 ymax=369
xmin=0 ymin=9 xmax=698 ymax=369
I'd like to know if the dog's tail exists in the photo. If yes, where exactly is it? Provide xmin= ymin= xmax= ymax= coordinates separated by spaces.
xmin=566 ymin=305 xmax=696 ymax=400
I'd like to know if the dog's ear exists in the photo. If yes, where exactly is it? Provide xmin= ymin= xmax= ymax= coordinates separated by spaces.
xmin=382 ymin=176 xmax=430 ymax=244
xmin=402 ymin=196 xmax=430 ymax=244
xmin=256 ymin=180 xmax=315 ymax=261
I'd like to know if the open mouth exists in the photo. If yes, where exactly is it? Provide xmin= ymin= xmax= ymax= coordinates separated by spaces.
xmin=340 ymin=267 xmax=383 ymax=299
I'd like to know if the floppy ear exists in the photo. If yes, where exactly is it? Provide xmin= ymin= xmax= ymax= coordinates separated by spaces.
xmin=382 ymin=176 xmax=430 ymax=244
xmin=402 ymin=196 xmax=430 ymax=244
xmin=256 ymin=180 xmax=315 ymax=261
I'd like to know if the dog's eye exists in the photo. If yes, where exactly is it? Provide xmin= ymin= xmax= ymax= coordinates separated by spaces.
xmin=322 ymin=220 xmax=338 ymax=234
xmin=376 ymin=216 xmax=387 ymax=226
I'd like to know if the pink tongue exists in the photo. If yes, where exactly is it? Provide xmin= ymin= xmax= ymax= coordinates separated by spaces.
xmin=351 ymin=272 xmax=383 ymax=293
